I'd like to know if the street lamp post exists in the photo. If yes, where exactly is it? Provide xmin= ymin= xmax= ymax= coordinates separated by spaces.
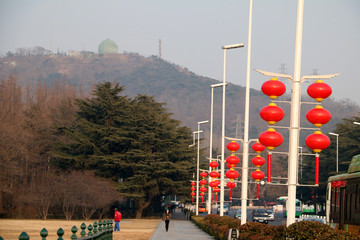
xmin=196 ymin=120 xmax=209 ymax=215
xmin=329 ymin=132 xmax=339 ymax=172
xmin=240 ymin=0 xmax=254 ymax=224
xmin=208 ymin=83 xmax=226 ymax=214
xmin=354 ymin=122 xmax=360 ymax=125
xmin=220 ymin=43 xmax=244 ymax=216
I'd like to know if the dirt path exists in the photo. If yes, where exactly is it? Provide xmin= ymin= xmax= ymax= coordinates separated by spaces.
xmin=0 ymin=219 xmax=160 ymax=240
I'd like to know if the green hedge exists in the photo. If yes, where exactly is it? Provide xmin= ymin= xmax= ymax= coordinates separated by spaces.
xmin=191 ymin=214 xmax=359 ymax=240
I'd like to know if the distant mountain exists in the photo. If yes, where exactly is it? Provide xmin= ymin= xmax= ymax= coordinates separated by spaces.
xmin=1 ymin=53 xmax=359 ymax=152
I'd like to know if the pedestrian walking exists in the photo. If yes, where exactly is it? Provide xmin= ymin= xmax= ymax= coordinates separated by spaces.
xmin=114 ymin=208 xmax=122 ymax=231
xmin=163 ymin=209 xmax=171 ymax=232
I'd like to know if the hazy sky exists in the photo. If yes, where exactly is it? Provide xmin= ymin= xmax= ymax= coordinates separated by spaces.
xmin=1 ymin=0 xmax=360 ymax=105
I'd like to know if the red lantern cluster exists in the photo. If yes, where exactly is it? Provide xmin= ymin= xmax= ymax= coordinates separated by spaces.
xmin=305 ymin=80 xmax=332 ymax=184
xmin=190 ymin=182 xmax=196 ymax=203
xmin=209 ymin=158 xmax=220 ymax=202
xmin=199 ymin=172 xmax=207 ymax=203
xmin=226 ymin=141 xmax=240 ymax=201
xmin=251 ymin=142 xmax=266 ymax=198
xmin=259 ymin=77 xmax=286 ymax=184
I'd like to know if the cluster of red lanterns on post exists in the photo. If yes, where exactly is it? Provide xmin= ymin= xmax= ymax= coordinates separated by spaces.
xmin=226 ymin=141 xmax=240 ymax=201
xmin=251 ymin=142 xmax=266 ymax=198
xmin=199 ymin=172 xmax=207 ymax=203
xmin=190 ymin=182 xmax=196 ymax=203
xmin=258 ymin=77 xmax=285 ymax=182
xmin=305 ymin=80 xmax=332 ymax=184
xmin=209 ymin=159 xmax=220 ymax=202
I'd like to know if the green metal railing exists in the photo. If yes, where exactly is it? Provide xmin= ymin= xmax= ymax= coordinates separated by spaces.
xmin=0 ymin=220 xmax=113 ymax=240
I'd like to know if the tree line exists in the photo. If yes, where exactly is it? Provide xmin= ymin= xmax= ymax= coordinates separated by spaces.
xmin=0 ymin=77 xmax=196 ymax=219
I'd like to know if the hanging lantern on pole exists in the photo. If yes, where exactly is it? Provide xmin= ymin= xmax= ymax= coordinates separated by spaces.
xmin=252 ymin=142 xmax=266 ymax=153
xmin=305 ymin=131 xmax=330 ymax=184
xmin=261 ymin=77 xmax=286 ymax=100
xmin=260 ymin=103 xmax=285 ymax=125
xmin=306 ymin=105 xmax=331 ymax=127
xmin=213 ymin=187 xmax=220 ymax=202
xmin=307 ymin=80 xmax=332 ymax=102
xmin=259 ymin=128 xmax=283 ymax=182
xmin=190 ymin=181 xmax=196 ymax=203
xmin=227 ymin=141 xmax=240 ymax=152
xmin=251 ymin=170 xmax=265 ymax=199
xmin=226 ymin=181 xmax=236 ymax=202
xmin=199 ymin=172 xmax=207 ymax=203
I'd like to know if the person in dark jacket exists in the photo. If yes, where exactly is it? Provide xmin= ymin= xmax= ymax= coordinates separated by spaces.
xmin=163 ymin=209 xmax=171 ymax=232
xmin=114 ymin=208 xmax=122 ymax=231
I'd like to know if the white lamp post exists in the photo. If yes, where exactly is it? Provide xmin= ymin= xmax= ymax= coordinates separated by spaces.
xmin=255 ymin=0 xmax=339 ymax=226
xmin=329 ymin=132 xmax=339 ymax=172
xmin=354 ymin=122 xmax=360 ymax=125
xmin=208 ymin=83 xmax=227 ymax=214
xmin=196 ymin=120 xmax=209 ymax=215
xmin=220 ymin=43 xmax=244 ymax=216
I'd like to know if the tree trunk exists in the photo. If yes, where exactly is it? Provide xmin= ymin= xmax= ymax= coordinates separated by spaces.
xmin=135 ymin=197 xmax=152 ymax=219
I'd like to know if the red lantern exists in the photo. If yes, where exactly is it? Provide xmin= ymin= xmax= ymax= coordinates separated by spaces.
xmin=306 ymin=105 xmax=331 ymax=127
xmin=226 ymin=170 xmax=239 ymax=180
xmin=209 ymin=181 xmax=219 ymax=188
xmin=200 ymin=172 xmax=207 ymax=178
xmin=200 ymin=192 xmax=205 ymax=196
xmin=261 ymin=77 xmax=286 ymax=99
xmin=252 ymin=156 xmax=265 ymax=167
xmin=200 ymin=187 xmax=207 ymax=192
xmin=191 ymin=182 xmax=196 ymax=186
xmin=200 ymin=179 xmax=207 ymax=186
xmin=226 ymin=155 xmax=240 ymax=167
xmin=191 ymin=187 xmax=195 ymax=191
xmin=305 ymin=131 xmax=331 ymax=153
xmin=251 ymin=170 xmax=265 ymax=181
xmin=227 ymin=182 xmax=236 ymax=201
xmin=259 ymin=128 xmax=283 ymax=150
xmin=209 ymin=171 xmax=219 ymax=178
xmin=209 ymin=161 xmax=219 ymax=168
xmin=307 ymin=80 xmax=332 ymax=102
xmin=213 ymin=187 xmax=220 ymax=193
xmin=191 ymin=192 xmax=195 ymax=196
xmin=227 ymin=141 xmax=240 ymax=152
xmin=260 ymin=103 xmax=285 ymax=125
xmin=227 ymin=182 xmax=236 ymax=188
xmin=252 ymin=142 xmax=265 ymax=153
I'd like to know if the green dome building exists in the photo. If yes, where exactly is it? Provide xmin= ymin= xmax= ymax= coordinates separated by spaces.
xmin=98 ymin=39 xmax=118 ymax=54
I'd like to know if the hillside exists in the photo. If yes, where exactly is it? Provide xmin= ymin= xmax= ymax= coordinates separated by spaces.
xmin=1 ymin=53 xmax=359 ymax=152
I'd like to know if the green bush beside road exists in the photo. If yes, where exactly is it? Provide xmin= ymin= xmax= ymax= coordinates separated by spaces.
xmin=191 ymin=214 xmax=359 ymax=240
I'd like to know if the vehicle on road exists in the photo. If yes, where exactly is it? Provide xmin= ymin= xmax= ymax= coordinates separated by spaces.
xmin=233 ymin=209 xmax=241 ymax=220
xmin=327 ymin=154 xmax=360 ymax=235
xmin=297 ymin=215 xmax=326 ymax=224
xmin=217 ymin=205 xmax=228 ymax=214
xmin=277 ymin=196 xmax=302 ymax=218
xmin=266 ymin=210 xmax=275 ymax=221
xmin=252 ymin=209 xmax=272 ymax=224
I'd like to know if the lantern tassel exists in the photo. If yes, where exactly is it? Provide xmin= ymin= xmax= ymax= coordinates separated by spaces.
xmin=230 ymin=187 xmax=233 ymax=202
xmin=315 ymin=153 xmax=319 ymax=185
xmin=267 ymin=153 xmax=272 ymax=182
xmin=256 ymin=183 xmax=259 ymax=199
xmin=212 ymin=191 xmax=214 ymax=202
xmin=202 ymin=195 xmax=204 ymax=203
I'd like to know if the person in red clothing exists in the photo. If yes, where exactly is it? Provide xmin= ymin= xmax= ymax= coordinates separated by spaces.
xmin=114 ymin=208 xmax=122 ymax=231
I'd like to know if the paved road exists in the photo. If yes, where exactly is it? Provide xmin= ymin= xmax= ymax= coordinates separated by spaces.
xmin=149 ymin=209 xmax=214 ymax=240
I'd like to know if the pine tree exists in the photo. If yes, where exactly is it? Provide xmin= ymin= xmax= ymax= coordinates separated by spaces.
xmin=51 ymin=82 xmax=195 ymax=218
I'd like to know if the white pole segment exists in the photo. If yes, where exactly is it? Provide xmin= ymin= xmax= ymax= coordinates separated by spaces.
xmin=241 ymin=0 xmax=253 ymax=225
xmin=287 ymin=0 xmax=304 ymax=226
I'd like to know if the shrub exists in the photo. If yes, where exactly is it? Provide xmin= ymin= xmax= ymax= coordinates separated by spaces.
xmin=286 ymin=221 xmax=360 ymax=240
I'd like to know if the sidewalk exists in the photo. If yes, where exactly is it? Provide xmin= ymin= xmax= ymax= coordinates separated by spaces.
xmin=148 ymin=209 xmax=214 ymax=240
